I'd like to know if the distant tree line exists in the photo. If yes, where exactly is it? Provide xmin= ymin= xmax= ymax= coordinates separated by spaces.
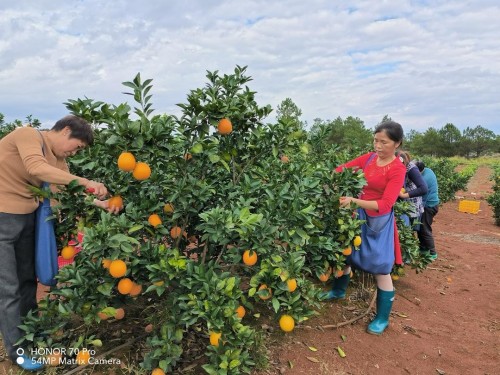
xmin=2 ymin=104 xmax=499 ymax=158
xmin=275 ymin=99 xmax=499 ymax=158
xmin=0 ymin=113 xmax=40 ymax=138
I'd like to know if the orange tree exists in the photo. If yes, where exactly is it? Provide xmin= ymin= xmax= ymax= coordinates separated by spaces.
xmin=18 ymin=67 xmax=366 ymax=374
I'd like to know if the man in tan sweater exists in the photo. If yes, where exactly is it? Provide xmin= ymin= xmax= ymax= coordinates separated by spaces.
xmin=0 ymin=115 xmax=116 ymax=371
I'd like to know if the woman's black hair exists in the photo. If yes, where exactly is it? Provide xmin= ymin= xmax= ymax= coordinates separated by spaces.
xmin=373 ymin=121 xmax=404 ymax=145
xmin=415 ymin=160 xmax=425 ymax=172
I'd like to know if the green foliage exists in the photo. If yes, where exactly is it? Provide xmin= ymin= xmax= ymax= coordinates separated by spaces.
xmin=0 ymin=114 xmax=40 ymax=138
xmin=486 ymin=164 xmax=500 ymax=226
xmin=406 ymin=123 xmax=498 ymax=158
xmin=421 ymin=157 xmax=476 ymax=203
xmin=309 ymin=116 xmax=372 ymax=154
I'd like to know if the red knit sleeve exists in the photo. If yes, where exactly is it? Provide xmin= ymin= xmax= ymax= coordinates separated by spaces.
xmin=335 ymin=152 xmax=373 ymax=173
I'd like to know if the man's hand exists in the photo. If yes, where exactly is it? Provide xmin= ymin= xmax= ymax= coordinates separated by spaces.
xmin=93 ymin=199 xmax=122 ymax=214
xmin=85 ymin=180 xmax=108 ymax=199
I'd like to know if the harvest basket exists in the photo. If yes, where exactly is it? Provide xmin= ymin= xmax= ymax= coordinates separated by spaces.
xmin=458 ymin=200 xmax=480 ymax=214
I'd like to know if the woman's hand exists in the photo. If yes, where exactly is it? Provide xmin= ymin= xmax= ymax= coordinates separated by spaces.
xmin=339 ymin=196 xmax=355 ymax=208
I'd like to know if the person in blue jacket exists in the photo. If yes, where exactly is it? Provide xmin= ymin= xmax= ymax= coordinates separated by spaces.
xmin=415 ymin=160 xmax=439 ymax=260
xmin=397 ymin=151 xmax=428 ymax=228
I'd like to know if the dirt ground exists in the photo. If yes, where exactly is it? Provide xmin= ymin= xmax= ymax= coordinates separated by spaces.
xmin=255 ymin=165 xmax=499 ymax=375
xmin=1 ymin=166 xmax=498 ymax=375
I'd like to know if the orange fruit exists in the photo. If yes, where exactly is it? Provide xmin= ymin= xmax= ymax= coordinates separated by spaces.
xmin=353 ymin=236 xmax=362 ymax=247
xmin=258 ymin=284 xmax=272 ymax=300
xmin=75 ymin=349 xmax=91 ymax=365
xmin=108 ymin=195 xmax=123 ymax=210
xmin=151 ymin=369 xmax=165 ymax=375
xmin=319 ymin=268 xmax=331 ymax=282
xmin=391 ymin=274 xmax=400 ymax=281
xmin=279 ymin=314 xmax=295 ymax=332
xmin=114 ymin=307 xmax=125 ymax=320
xmin=46 ymin=352 xmax=62 ymax=367
xmin=117 ymin=152 xmax=136 ymax=172
xmin=217 ymin=118 xmax=233 ymax=135
xmin=401 ymin=187 xmax=406 ymax=193
xmin=209 ymin=331 xmax=222 ymax=346
xmin=129 ymin=283 xmax=143 ymax=297
xmin=102 ymin=258 xmax=112 ymax=269
xmin=109 ymin=259 xmax=127 ymax=278
xmin=242 ymin=250 xmax=258 ymax=266
xmin=286 ymin=278 xmax=297 ymax=292
xmin=148 ymin=214 xmax=162 ymax=227
xmin=97 ymin=311 xmax=110 ymax=321
xmin=235 ymin=305 xmax=246 ymax=319
xmin=342 ymin=247 xmax=352 ymax=256
xmin=335 ymin=269 xmax=344 ymax=278
xmin=132 ymin=162 xmax=151 ymax=180
xmin=280 ymin=155 xmax=290 ymax=163
xmin=117 ymin=278 xmax=133 ymax=295
xmin=170 ymin=226 xmax=182 ymax=239
xmin=163 ymin=203 xmax=174 ymax=214
xmin=61 ymin=245 xmax=76 ymax=260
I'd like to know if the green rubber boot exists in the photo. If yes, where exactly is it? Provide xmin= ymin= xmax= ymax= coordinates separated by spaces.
xmin=319 ymin=274 xmax=350 ymax=300
xmin=367 ymin=288 xmax=394 ymax=335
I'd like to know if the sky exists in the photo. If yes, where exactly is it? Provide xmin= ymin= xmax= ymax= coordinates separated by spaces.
xmin=1 ymin=0 xmax=499 ymax=134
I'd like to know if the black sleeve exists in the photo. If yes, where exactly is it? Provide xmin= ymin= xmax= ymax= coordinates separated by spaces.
xmin=407 ymin=167 xmax=428 ymax=197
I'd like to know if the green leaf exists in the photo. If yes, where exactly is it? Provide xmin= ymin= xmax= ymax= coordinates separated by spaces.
xmin=337 ymin=346 xmax=346 ymax=358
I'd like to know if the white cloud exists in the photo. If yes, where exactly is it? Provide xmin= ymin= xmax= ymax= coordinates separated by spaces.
xmin=0 ymin=0 xmax=499 ymax=133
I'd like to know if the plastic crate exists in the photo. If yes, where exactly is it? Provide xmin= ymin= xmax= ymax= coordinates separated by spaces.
xmin=458 ymin=200 xmax=480 ymax=214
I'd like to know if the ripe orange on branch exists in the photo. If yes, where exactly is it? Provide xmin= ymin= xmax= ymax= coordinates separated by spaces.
xmin=117 ymin=278 xmax=133 ymax=294
xmin=148 ymin=214 xmax=162 ymax=227
xmin=151 ymin=369 xmax=165 ymax=375
xmin=353 ymin=235 xmax=362 ymax=247
xmin=242 ymin=250 xmax=258 ymax=266
xmin=342 ymin=247 xmax=352 ymax=256
xmin=286 ymin=278 xmax=297 ymax=292
xmin=129 ymin=283 xmax=143 ymax=297
xmin=109 ymin=259 xmax=127 ymax=278
xmin=217 ymin=118 xmax=233 ymax=135
xmin=170 ymin=226 xmax=182 ymax=239
xmin=108 ymin=195 xmax=123 ymax=210
xmin=132 ymin=162 xmax=151 ymax=180
xmin=61 ymin=245 xmax=76 ymax=260
xmin=235 ymin=305 xmax=246 ymax=319
xmin=114 ymin=307 xmax=125 ymax=320
xmin=209 ymin=331 xmax=222 ymax=346
xmin=76 ymin=349 xmax=91 ymax=365
xmin=117 ymin=152 xmax=136 ymax=172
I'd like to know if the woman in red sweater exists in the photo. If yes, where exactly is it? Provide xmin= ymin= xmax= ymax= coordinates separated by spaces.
xmin=323 ymin=120 xmax=406 ymax=335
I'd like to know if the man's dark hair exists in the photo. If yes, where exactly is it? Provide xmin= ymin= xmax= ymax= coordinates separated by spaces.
xmin=374 ymin=121 xmax=404 ymax=145
xmin=52 ymin=115 xmax=94 ymax=145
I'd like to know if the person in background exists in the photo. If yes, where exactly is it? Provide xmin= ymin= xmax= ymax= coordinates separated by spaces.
xmin=398 ymin=151 xmax=428 ymax=228
xmin=415 ymin=160 xmax=439 ymax=260
xmin=322 ymin=121 xmax=406 ymax=335
xmin=0 ymin=115 xmax=121 ymax=372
